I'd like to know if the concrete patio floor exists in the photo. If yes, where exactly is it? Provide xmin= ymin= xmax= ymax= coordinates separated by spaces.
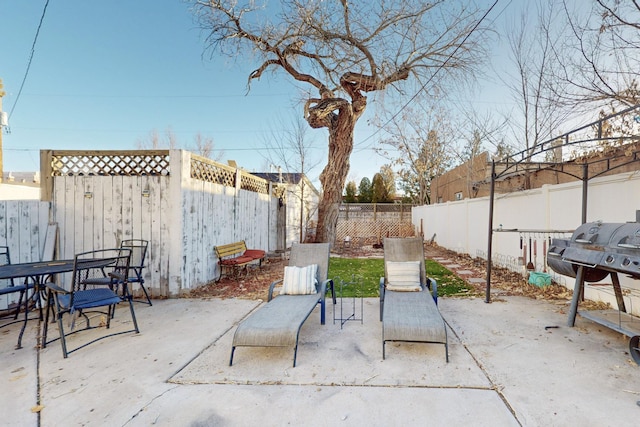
xmin=1 ymin=295 xmax=639 ymax=426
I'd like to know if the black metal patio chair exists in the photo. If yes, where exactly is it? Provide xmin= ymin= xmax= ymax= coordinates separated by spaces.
xmin=120 ymin=239 xmax=152 ymax=306
xmin=0 ymin=246 xmax=34 ymax=324
xmin=42 ymin=248 xmax=140 ymax=358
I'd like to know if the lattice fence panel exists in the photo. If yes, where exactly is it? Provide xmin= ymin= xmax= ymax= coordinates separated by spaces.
xmin=335 ymin=203 xmax=417 ymax=246
xmin=51 ymin=151 xmax=170 ymax=176
xmin=240 ymin=173 xmax=269 ymax=194
xmin=335 ymin=220 xmax=416 ymax=246
xmin=339 ymin=203 xmax=416 ymax=221
xmin=189 ymin=155 xmax=268 ymax=194
xmin=190 ymin=156 xmax=236 ymax=187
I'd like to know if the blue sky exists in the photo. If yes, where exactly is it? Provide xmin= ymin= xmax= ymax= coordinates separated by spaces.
xmin=1 ymin=0 xmax=377 ymax=184
xmin=2 ymin=1 xmax=584 ymax=187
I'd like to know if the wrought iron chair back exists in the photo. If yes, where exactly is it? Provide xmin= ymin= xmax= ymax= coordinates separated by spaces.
xmin=43 ymin=248 xmax=140 ymax=358
xmin=0 ymin=246 xmax=15 ymax=288
xmin=0 ymin=246 xmax=18 ymax=320
xmin=120 ymin=239 xmax=151 ymax=305
xmin=0 ymin=246 xmax=34 ymax=323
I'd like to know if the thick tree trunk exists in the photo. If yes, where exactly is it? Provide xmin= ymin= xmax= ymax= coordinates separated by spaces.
xmin=307 ymin=78 xmax=370 ymax=244
xmin=315 ymin=118 xmax=355 ymax=244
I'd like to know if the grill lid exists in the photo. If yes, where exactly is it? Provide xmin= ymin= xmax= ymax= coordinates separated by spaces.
xmin=546 ymin=212 xmax=640 ymax=281
xmin=571 ymin=221 xmax=624 ymax=247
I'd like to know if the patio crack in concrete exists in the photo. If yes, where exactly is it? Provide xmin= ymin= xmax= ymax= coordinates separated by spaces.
xmin=170 ymin=378 xmax=498 ymax=390
xmin=36 ymin=323 xmax=43 ymax=427
xmin=443 ymin=315 xmax=523 ymax=427
xmin=126 ymin=384 xmax=180 ymax=426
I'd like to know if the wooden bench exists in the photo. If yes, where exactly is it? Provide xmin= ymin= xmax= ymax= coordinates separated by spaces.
xmin=214 ymin=241 xmax=265 ymax=280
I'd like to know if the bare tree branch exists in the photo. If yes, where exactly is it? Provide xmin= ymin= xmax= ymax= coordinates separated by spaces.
xmin=557 ymin=0 xmax=640 ymax=108
xmin=191 ymin=0 xmax=488 ymax=242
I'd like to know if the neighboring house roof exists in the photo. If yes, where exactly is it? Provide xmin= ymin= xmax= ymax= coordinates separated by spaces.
xmin=252 ymin=172 xmax=304 ymax=184
xmin=252 ymin=172 xmax=320 ymax=196
xmin=2 ymin=171 xmax=40 ymax=187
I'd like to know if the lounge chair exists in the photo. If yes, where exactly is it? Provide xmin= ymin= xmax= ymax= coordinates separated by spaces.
xmin=379 ymin=237 xmax=448 ymax=362
xmin=229 ymin=243 xmax=334 ymax=367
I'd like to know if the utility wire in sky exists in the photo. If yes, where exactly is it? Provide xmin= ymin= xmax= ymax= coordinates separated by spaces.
xmin=354 ymin=0 xmax=501 ymax=153
xmin=8 ymin=0 xmax=50 ymax=122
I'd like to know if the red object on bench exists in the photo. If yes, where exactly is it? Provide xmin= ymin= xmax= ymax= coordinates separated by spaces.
xmin=223 ymin=256 xmax=253 ymax=265
xmin=243 ymin=249 xmax=266 ymax=260
xmin=214 ymin=241 xmax=265 ymax=280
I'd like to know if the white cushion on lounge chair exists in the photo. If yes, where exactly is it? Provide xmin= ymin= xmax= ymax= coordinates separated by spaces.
xmin=230 ymin=243 xmax=331 ymax=368
xmin=280 ymin=264 xmax=318 ymax=295
xmin=381 ymin=237 xmax=448 ymax=362
xmin=386 ymin=261 xmax=421 ymax=292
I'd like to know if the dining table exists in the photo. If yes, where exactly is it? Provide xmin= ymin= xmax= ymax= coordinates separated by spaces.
xmin=0 ymin=258 xmax=112 ymax=349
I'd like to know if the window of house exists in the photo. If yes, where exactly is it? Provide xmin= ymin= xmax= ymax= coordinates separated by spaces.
xmin=454 ymin=192 xmax=463 ymax=200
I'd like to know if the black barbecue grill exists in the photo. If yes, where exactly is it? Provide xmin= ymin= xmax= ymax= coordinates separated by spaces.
xmin=547 ymin=212 xmax=640 ymax=364
xmin=547 ymin=220 xmax=640 ymax=281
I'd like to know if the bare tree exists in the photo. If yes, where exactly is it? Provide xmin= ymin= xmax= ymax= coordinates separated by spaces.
xmin=449 ymin=106 xmax=511 ymax=197
xmin=558 ymin=0 xmax=640 ymax=109
xmin=136 ymin=127 xmax=179 ymax=150
xmin=376 ymin=101 xmax=455 ymax=205
xmin=261 ymin=113 xmax=322 ymax=243
xmin=503 ymin=0 xmax=572 ymax=159
xmin=261 ymin=113 xmax=321 ymax=181
xmin=192 ymin=0 xmax=489 ymax=243
xmin=191 ymin=132 xmax=224 ymax=161
xmin=136 ymin=127 xmax=223 ymax=160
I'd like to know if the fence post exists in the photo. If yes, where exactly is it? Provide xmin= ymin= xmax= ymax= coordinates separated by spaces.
xmin=40 ymin=150 xmax=53 ymax=202
xmin=235 ymin=168 xmax=242 ymax=190
xmin=167 ymin=149 xmax=189 ymax=296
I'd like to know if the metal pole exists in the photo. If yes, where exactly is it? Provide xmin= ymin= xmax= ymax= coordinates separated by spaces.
xmin=581 ymin=163 xmax=588 ymax=224
xmin=0 ymin=79 xmax=5 ymax=183
xmin=485 ymin=160 xmax=496 ymax=303
xmin=299 ymin=178 xmax=304 ymax=243
xmin=567 ymin=266 xmax=586 ymax=327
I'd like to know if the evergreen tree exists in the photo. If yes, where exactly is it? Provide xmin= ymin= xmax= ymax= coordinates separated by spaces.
xmin=344 ymin=180 xmax=357 ymax=203
xmin=358 ymin=177 xmax=373 ymax=203
xmin=372 ymin=172 xmax=394 ymax=203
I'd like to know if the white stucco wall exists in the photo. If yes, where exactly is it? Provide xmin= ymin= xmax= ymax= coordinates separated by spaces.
xmin=413 ymin=170 xmax=640 ymax=315
xmin=0 ymin=184 xmax=40 ymax=200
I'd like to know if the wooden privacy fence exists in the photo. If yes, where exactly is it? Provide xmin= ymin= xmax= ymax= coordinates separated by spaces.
xmin=0 ymin=200 xmax=51 ymax=310
xmin=39 ymin=149 xmax=280 ymax=297
xmin=335 ymin=203 xmax=417 ymax=246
